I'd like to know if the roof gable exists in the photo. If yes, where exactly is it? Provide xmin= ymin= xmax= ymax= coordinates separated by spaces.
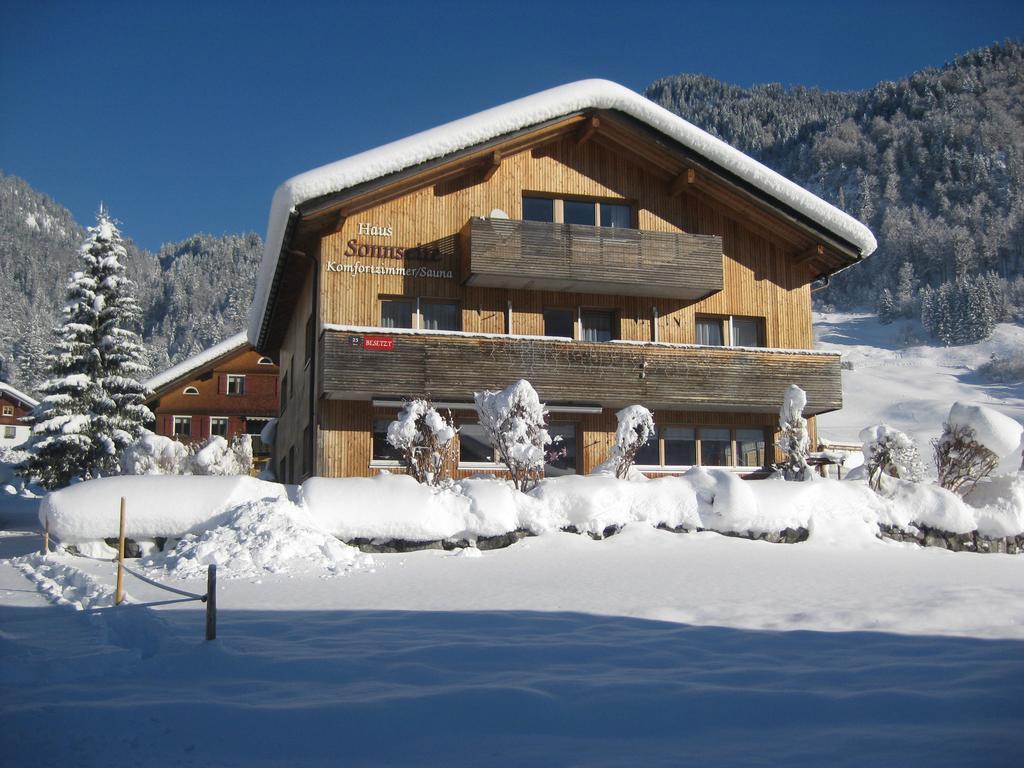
xmin=249 ymin=79 xmax=877 ymax=347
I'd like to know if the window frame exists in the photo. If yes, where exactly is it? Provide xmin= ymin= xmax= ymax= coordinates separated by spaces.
xmin=370 ymin=417 xmax=403 ymax=468
xmin=2 ymin=405 xmax=14 ymax=417
xmin=542 ymin=307 xmax=576 ymax=339
xmin=378 ymin=296 xmax=461 ymax=332
xmin=521 ymin=193 xmax=636 ymax=228
xmin=209 ymin=416 xmax=229 ymax=438
xmin=226 ymin=374 xmax=245 ymax=396
xmin=172 ymin=415 xmax=192 ymax=437
xmin=695 ymin=315 xmax=768 ymax=348
xmin=632 ymin=425 xmax=769 ymax=472
xmin=580 ymin=308 xmax=618 ymax=343
xmin=257 ymin=356 xmax=274 ymax=366
xmin=3 ymin=425 xmax=16 ymax=439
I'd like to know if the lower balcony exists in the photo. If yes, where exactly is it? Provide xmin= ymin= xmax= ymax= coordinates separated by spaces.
xmin=320 ymin=328 xmax=842 ymax=415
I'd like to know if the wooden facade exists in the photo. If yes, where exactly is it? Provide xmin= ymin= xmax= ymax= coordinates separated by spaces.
xmin=257 ymin=105 xmax=864 ymax=482
xmin=145 ymin=347 xmax=279 ymax=465
xmin=0 ymin=384 xmax=37 ymax=448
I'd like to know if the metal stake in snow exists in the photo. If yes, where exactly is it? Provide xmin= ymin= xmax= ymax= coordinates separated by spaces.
xmin=204 ymin=564 xmax=217 ymax=641
xmin=115 ymin=497 xmax=126 ymax=606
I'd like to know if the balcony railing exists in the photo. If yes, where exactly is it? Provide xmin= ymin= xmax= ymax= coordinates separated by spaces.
xmin=321 ymin=329 xmax=842 ymax=415
xmin=460 ymin=218 xmax=724 ymax=299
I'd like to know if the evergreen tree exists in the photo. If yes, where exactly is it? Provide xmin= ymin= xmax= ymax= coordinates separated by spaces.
xmin=20 ymin=211 xmax=151 ymax=488
xmin=876 ymin=288 xmax=895 ymax=325
xmin=894 ymin=262 xmax=918 ymax=318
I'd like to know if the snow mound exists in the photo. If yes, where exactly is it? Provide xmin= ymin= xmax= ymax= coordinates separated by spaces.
xmin=41 ymin=475 xmax=288 ymax=543
xmin=15 ymin=554 xmax=115 ymax=610
xmin=967 ymin=473 xmax=1024 ymax=538
xmin=155 ymin=497 xmax=371 ymax=579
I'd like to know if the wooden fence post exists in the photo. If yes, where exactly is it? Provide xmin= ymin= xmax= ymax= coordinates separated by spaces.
xmin=42 ymin=517 xmax=49 ymax=556
xmin=115 ymin=497 xmax=126 ymax=606
xmin=205 ymin=564 xmax=217 ymax=641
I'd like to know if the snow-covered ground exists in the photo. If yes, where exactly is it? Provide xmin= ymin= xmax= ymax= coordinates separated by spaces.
xmin=2 ymin=313 xmax=1024 ymax=767
xmin=816 ymin=312 xmax=1024 ymax=462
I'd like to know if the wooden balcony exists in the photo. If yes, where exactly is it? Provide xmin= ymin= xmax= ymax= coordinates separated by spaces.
xmin=321 ymin=329 xmax=842 ymax=415
xmin=460 ymin=218 xmax=724 ymax=299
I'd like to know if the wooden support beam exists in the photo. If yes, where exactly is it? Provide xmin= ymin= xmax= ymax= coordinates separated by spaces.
xmin=575 ymin=115 xmax=600 ymax=146
xmin=669 ymin=167 xmax=697 ymax=196
xmin=795 ymin=244 xmax=825 ymax=265
xmin=480 ymin=151 xmax=502 ymax=182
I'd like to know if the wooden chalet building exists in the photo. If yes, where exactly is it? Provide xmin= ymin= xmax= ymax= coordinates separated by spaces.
xmin=144 ymin=333 xmax=279 ymax=467
xmin=247 ymin=80 xmax=876 ymax=483
xmin=0 ymin=382 xmax=38 ymax=449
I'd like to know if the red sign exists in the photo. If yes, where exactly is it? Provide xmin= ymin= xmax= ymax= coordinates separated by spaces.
xmin=363 ymin=336 xmax=394 ymax=351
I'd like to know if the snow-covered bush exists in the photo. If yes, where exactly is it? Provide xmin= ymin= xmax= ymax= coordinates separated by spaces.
xmin=978 ymin=350 xmax=1024 ymax=384
xmin=933 ymin=403 xmax=1023 ymax=496
xmin=121 ymin=432 xmax=192 ymax=475
xmin=191 ymin=434 xmax=254 ymax=476
xmin=386 ymin=399 xmax=457 ymax=486
xmin=776 ymin=384 xmax=811 ymax=481
xmin=474 ymin=380 xmax=550 ymax=493
xmin=600 ymin=405 xmax=656 ymax=480
xmin=859 ymin=424 xmax=923 ymax=491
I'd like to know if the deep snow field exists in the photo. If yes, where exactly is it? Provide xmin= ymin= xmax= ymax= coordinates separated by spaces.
xmin=2 ymin=313 xmax=1024 ymax=767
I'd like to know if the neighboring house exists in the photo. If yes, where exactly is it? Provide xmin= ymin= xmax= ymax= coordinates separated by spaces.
xmin=144 ymin=333 xmax=279 ymax=469
xmin=0 ymin=382 xmax=38 ymax=448
xmin=247 ymin=80 xmax=876 ymax=484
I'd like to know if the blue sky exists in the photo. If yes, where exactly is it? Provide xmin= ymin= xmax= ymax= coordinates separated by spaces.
xmin=2 ymin=0 xmax=1022 ymax=251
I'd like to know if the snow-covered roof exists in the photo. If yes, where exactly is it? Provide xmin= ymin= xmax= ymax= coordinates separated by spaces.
xmin=0 ymin=381 xmax=39 ymax=408
xmin=249 ymin=79 xmax=878 ymax=346
xmin=145 ymin=331 xmax=249 ymax=394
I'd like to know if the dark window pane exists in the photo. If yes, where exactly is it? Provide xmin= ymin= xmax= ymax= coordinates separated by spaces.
xmin=421 ymin=302 xmax=460 ymax=331
xmin=664 ymin=427 xmax=696 ymax=465
xmin=459 ymin=424 xmax=495 ymax=463
xmin=173 ymin=417 xmax=191 ymax=437
xmin=732 ymin=317 xmax=765 ymax=347
xmin=700 ymin=427 xmax=732 ymax=466
xmin=381 ymin=299 xmax=413 ymax=329
xmin=522 ymin=197 xmax=554 ymax=222
xmin=564 ymin=200 xmax=596 ymax=225
xmin=634 ymin=432 xmax=660 ymax=466
xmin=600 ymin=203 xmax=631 ymax=228
xmin=544 ymin=309 xmax=574 ymax=338
xmin=696 ymin=318 xmax=724 ymax=346
xmin=544 ymin=423 xmax=577 ymax=476
xmin=581 ymin=310 xmax=614 ymax=342
xmin=372 ymin=419 xmax=402 ymax=462
xmin=210 ymin=418 xmax=228 ymax=437
xmin=736 ymin=428 xmax=766 ymax=467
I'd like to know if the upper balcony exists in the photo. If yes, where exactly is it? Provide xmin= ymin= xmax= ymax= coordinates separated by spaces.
xmin=320 ymin=328 xmax=843 ymax=415
xmin=460 ymin=217 xmax=724 ymax=299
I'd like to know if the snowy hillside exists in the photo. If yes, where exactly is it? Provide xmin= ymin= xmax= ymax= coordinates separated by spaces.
xmin=815 ymin=311 xmax=1024 ymax=470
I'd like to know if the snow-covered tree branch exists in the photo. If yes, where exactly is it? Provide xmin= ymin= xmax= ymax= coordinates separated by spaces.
xmin=474 ymin=380 xmax=550 ymax=493
xmin=386 ymin=399 xmax=457 ymax=486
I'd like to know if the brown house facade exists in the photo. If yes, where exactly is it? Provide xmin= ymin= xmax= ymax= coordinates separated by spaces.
xmin=144 ymin=333 xmax=279 ymax=466
xmin=0 ymin=382 xmax=38 ymax=448
xmin=247 ymin=80 xmax=875 ymax=483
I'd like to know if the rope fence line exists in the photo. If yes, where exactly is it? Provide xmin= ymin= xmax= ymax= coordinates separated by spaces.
xmin=41 ymin=498 xmax=217 ymax=641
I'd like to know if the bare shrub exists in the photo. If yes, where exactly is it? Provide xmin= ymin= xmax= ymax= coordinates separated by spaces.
xmin=933 ymin=422 xmax=1000 ymax=496
xmin=386 ymin=399 xmax=457 ymax=486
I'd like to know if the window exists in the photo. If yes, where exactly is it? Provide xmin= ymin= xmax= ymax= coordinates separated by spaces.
xmin=563 ymin=200 xmax=596 ymax=226
xmin=257 ymin=356 xmax=274 ymax=366
xmin=522 ymin=196 xmax=555 ymax=222
xmin=421 ymin=301 xmax=460 ymax=331
xmin=543 ymin=309 xmax=574 ymax=338
xmin=226 ymin=375 xmax=245 ymax=396
xmin=371 ymin=419 xmax=403 ymax=464
xmin=634 ymin=426 xmax=764 ymax=469
xmin=183 ymin=386 xmax=199 ymax=396
xmin=459 ymin=424 xmax=497 ymax=465
xmin=4 ymin=426 xmax=15 ymax=439
xmin=210 ymin=417 xmax=229 ymax=437
xmin=544 ymin=423 xmax=578 ymax=476
xmin=696 ymin=317 xmax=725 ymax=346
xmin=699 ymin=427 xmax=733 ymax=467
xmin=731 ymin=317 xmax=766 ymax=348
xmin=381 ymin=299 xmax=414 ymax=329
xmin=735 ymin=428 xmax=766 ymax=467
xmin=2 ymin=405 xmax=13 ymax=416
xmin=173 ymin=416 xmax=192 ymax=437
xmin=581 ymin=310 xmax=616 ymax=342
xmin=522 ymin=195 xmax=633 ymax=228
xmin=245 ymin=418 xmax=271 ymax=455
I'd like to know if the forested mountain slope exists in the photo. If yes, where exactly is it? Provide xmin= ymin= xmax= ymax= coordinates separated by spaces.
xmin=647 ymin=41 xmax=1024 ymax=310
xmin=0 ymin=171 xmax=262 ymax=392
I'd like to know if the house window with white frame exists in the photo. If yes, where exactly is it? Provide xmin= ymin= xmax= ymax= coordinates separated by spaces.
xmin=173 ymin=416 xmax=192 ymax=437
xmin=696 ymin=316 xmax=766 ymax=348
xmin=226 ymin=375 xmax=245 ymax=396
xmin=210 ymin=417 xmax=229 ymax=437
xmin=2 ymin=405 xmax=13 ymax=417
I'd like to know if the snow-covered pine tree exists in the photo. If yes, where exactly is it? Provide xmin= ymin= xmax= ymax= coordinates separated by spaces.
xmin=89 ymin=212 xmax=152 ymax=474
xmin=876 ymin=288 xmax=895 ymax=325
xmin=894 ymin=262 xmax=918 ymax=318
xmin=19 ymin=210 xmax=151 ymax=488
